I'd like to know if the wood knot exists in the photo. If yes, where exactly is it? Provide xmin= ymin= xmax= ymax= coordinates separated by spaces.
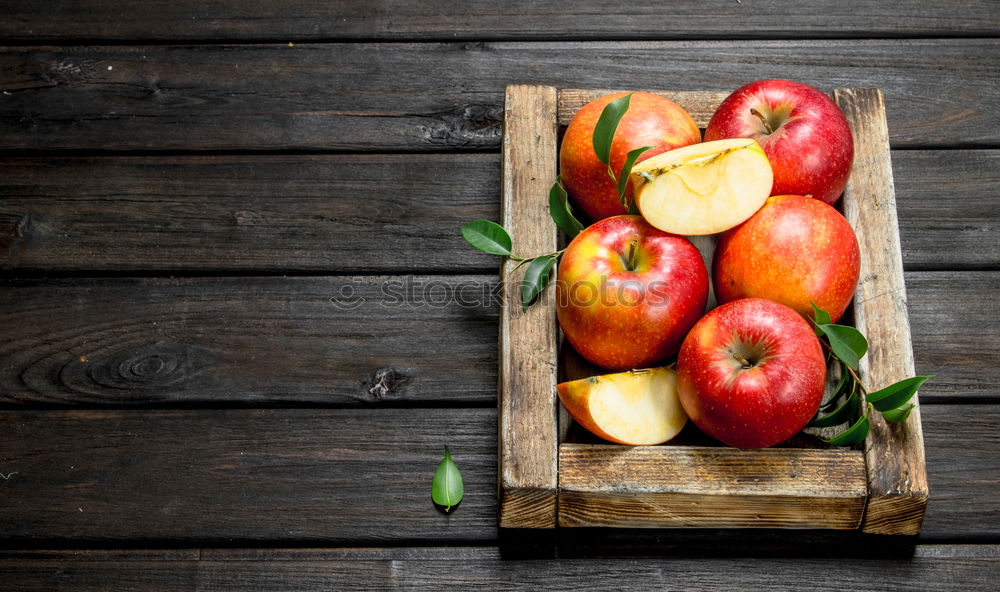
xmin=68 ymin=343 xmax=211 ymax=393
xmin=423 ymin=103 xmax=502 ymax=149
xmin=366 ymin=367 xmax=409 ymax=401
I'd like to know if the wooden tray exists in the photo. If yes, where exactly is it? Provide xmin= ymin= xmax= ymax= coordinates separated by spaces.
xmin=497 ymin=85 xmax=928 ymax=535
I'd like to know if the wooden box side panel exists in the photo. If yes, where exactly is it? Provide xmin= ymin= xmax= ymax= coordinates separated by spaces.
xmin=498 ymin=85 xmax=560 ymax=528
xmin=836 ymin=88 xmax=929 ymax=535
xmin=559 ymin=445 xmax=867 ymax=529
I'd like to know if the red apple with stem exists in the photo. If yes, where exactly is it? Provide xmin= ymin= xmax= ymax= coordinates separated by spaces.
xmin=705 ymin=79 xmax=854 ymax=205
xmin=676 ymin=298 xmax=827 ymax=449
xmin=560 ymin=91 xmax=701 ymax=222
xmin=557 ymin=215 xmax=708 ymax=371
xmin=713 ymin=194 xmax=861 ymax=323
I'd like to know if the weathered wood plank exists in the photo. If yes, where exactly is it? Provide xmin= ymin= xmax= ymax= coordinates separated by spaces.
xmin=0 ymin=408 xmax=498 ymax=541
xmin=921 ymin=405 xmax=1000 ymax=540
xmin=1 ymin=546 xmax=999 ymax=591
xmin=838 ymin=88 xmax=927 ymax=535
xmin=559 ymin=445 xmax=867 ymax=529
xmin=893 ymin=150 xmax=1000 ymax=271
xmin=0 ymin=271 xmax=993 ymax=407
xmin=0 ymin=154 xmax=498 ymax=273
xmin=0 ymin=405 xmax=994 ymax=542
xmin=0 ymin=151 xmax=995 ymax=273
xmin=1 ymin=1 xmax=997 ymax=41
xmin=0 ymin=276 xmax=498 ymax=406
xmin=497 ymin=85 xmax=559 ymax=528
xmin=1 ymin=41 xmax=997 ymax=151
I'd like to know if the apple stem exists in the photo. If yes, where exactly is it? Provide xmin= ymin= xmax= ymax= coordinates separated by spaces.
xmin=626 ymin=239 xmax=638 ymax=271
xmin=731 ymin=352 xmax=753 ymax=369
xmin=749 ymin=108 xmax=774 ymax=135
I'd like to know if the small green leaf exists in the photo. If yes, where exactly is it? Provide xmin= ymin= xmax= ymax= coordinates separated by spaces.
xmin=548 ymin=178 xmax=585 ymax=239
xmin=520 ymin=255 xmax=557 ymax=311
xmin=809 ymin=390 xmax=860 ymax=428
xmin=617 ymin=145 xmax=654 ymax=204
xmin=882 ymin=403 xmax=915 ymax=423
xmin=868 ymin=375 xmax=933 ymax=412
xmin=460 ymin=220 xmax=512 ymax=256
xmin=823 ymin=412 xmax=871 ymax=446
xmin=816 ymin=323 xmax=868 ymax=370
xmin=593 ymin=92 xmax=635 ymax=168
xmin=820 ymin=362 xmax=851 ymax=410
xmin=627 ymin=196 xmax=641 ymax=215
xmin=432 ymin=445 xmax=464 ymax=512
xmin=810 ymin=301 xmax=832 ymax=335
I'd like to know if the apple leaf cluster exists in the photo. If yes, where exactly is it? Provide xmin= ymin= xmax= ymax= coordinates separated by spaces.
xmin=809 ymin=302 xmax=932 ymax=446
xmin=461 ymin=97 xmax=643 ymax=311
xmin=592 ymin=92 xmax=653 ymax=212
xmin=431 ymin=445 xmax=464 ymax=513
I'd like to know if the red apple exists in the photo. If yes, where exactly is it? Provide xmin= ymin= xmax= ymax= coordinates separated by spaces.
xmin=676 ymin=298 xmax=826 ymax=449
xmin=704 ymin=79 xmax=853 ymax=205
xmin=560 ymin=91 xmax=701 ymax=222
xmin=557 ymin=215 xmax=708 ymax=371
xmin=713 ymin=194 xmax=861 ymax=323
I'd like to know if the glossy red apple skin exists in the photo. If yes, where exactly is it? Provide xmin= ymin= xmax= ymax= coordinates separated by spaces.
xmin=704 ymin=79 xmax=853 ymax=205
xmin=556 ymin=215 xmax=708 ymax=371
xmin=676 ymin=298 xmax=826 ymax=449
xmin=713 ymin=194 xmax=861 ymax=323
xmin=560 ymin=91 xmax=701 ymax=222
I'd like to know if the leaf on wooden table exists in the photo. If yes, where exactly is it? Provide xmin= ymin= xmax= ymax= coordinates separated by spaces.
xmin=432 ymin=445 xmax=464 ymax=513
xmin=461 ymin=220 xmax=512 ymax=256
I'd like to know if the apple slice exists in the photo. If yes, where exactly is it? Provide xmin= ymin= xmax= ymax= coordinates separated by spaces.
xmin=557 ymin=367 xmax=687 ymax=446
xmin=630 ymin=138 xmax=773 ymax=235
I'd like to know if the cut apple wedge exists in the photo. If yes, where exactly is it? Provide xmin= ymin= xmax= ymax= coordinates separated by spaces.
xmin=630 ymin=138 xmax=773 ymax=235
xmin=557 ymin=367 xmax=687 ymax=446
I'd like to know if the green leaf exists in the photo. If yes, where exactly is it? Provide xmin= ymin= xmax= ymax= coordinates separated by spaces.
xmin=460 ymin=220 xmax=512 ymax=256
xmin=816 ymin=323 xmax=868 ymax=370
xmin=520 ymin=255 xmax=557 ymax=312
xmin=882 ymin=403 xmax=915 ymax=423
xmin=809 ymin=390 xmax=860 ymax=428
xmin=627 ymin=196 xmax=641 ymax=215
xmin=548 ymin=178 xmax=585 ymax=239
xmin=432 ymin=445 xmax=464 ymax=512
xmin=810 ymin=301 xmax=832 ymax=336
xmin=868 ymin=375 xmax=933 ymax=412
xmin=823 ymin=412 xmax=871 ymax=446
xmin=820 ymin=362 xmax=851 ymax=410
xmin=617 ymin=145 xmax=654 ymax=204
xmin=592 ymin=92 xmax=635 ymax=169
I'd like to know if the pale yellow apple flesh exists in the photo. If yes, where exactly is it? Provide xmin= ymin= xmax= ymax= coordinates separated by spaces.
xmin=630 ymin=138 xmax=773 ymax=236
xmin=557 ymin=367 xmax=688 ymax=446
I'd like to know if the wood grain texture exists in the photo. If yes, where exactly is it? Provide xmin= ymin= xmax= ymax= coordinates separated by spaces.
xmin=497 ymin=85 xmax=559 ymax=528
xmin=0 ymin=272 xmax=993 ymax=407
xmin=0 ymin=154 xmax=499 ymax=273
xmin=2 ymin=1 xmax=997 ymax=41
xmin=0 ymin=151 xmax=995 ymax=273
xmin=2 ymin=546 xmax=1000 ymax=591
xmin=1 ymin=41 xmax=998 ymax=151
xmin=0 ymin=408 xmax=498 ymax=541
xmin=559 ymin=445 xmax=866 ymax=529
xmin=0 ymin=276 xmax=498 ymax=406
xmin=893 ymin=150 xmax=1000 ymax=271
xmin=0 ymin=405 xmax=995 ymax=543
xmin=836 ymin=88 xmax=928 ymax=535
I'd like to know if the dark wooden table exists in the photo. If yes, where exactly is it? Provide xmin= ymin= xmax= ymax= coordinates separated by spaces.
xmin=1 ymin=2 xmax=998 ymax=589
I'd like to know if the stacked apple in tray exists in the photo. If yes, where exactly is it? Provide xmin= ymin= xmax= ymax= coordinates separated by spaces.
xmin=556 ymin=80 xmax=859 ymax=450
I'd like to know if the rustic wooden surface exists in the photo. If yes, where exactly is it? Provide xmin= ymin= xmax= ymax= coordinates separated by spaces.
xmin=1 ymin=2 xmax=999 ymax=589
xmin=559 ymin=445 xmax=866 ymax=529
xmin=497 ymin=85 xmax=559 ymax=528
xmin=837 ymin=88 xmax=928 ymax=535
